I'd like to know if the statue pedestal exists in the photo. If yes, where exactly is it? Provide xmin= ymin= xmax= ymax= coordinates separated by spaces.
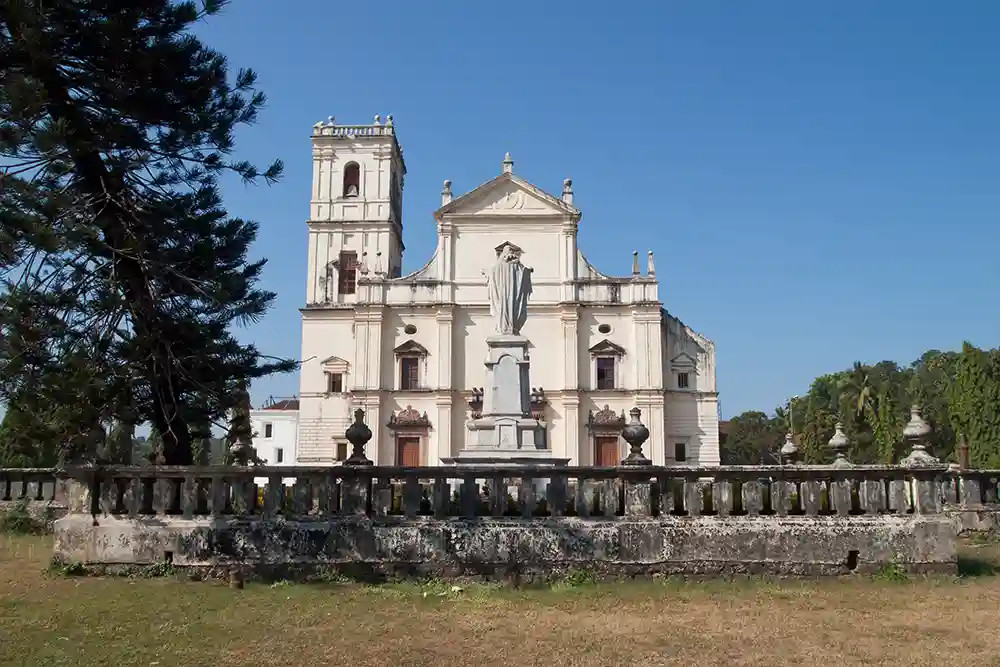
xmin=451 ymin=335 xmax=563 ymax=466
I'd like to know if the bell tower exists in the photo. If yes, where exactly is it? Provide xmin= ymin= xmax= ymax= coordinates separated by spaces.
xmin=306 ymin=114 xmax=406 ymax=305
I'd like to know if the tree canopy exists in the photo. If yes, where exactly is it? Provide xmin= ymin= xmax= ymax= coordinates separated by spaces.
xmin=0 ymin=0 xmax=295 ymax=465
xmin=722 ymin=343 xmax=1000 ymax=467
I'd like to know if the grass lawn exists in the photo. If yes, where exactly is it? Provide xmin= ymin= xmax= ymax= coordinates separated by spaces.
xmin=3 ymin=536 xmax=1000 ymax=666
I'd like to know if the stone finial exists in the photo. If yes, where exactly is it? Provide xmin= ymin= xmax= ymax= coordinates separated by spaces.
xmin=327 ymin=115 xmax=336 ymax=126
xmin=562 ymin=178 xmax=574 ymax=205
xmin=900 ymin=404 xmax=939 ymax=466
xmin=386 ymin=114 xmax=394 ymax=126
xmin=441 ymin=179 xmax=453 ymax=206
xmin=373 ymin=114 xmax=381 ymax=125
xmin=631 ymin=251 xmax=640 ymax=275
xmin=502 ymin=152 xmax=514 ymax=174
xmin=374 ymin=251 xmax=384 ymax=276
xmin=359 ymin=251 xmax=369 ymax=275
xmin=780 ymin=432 xmax=800 ymax=464
xmin=828 ymin=422 xmax=851 ymax=467
xmin=957 ymin=433 xmax=970 ymax=469
xmin=647 ymin=251 xmax=656 ymax=276
xmin=620 ymin=407 xmax=652 ymax=466
xmin=344 ymin=408 xmax=373 ymax=465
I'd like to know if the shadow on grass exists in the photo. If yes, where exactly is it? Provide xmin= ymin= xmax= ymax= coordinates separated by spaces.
xmin=958 ymin=555 xmax=1000 ymax=578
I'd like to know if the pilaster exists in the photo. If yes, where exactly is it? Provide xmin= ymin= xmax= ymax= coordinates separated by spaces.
xmin=560 ymin=308 xmax=580 ymax=390
xmin=560 ymin=393 xmax=581 ymax=464
xmin=435 ymin=395 xmax=453 ymax=464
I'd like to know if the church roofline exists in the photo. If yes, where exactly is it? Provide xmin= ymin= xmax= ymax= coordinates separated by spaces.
xmin=433 ymin=172 xmax=581 ymax=220
xmin=311 ymin=115 xmax=407 ymax=175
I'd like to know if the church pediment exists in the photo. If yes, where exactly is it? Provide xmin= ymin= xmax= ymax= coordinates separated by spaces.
xmin=320 ymin=355 xmax=350 ymax=372
xmin=435 ymin=173 xmax=580 ymax=218
xmin=589 ymin=339 xmax=626 ymax=357
xmin=393 ymin=340 xmax=429 ymax=357
xmin=670 ymin=352 xmax=698 ymax=371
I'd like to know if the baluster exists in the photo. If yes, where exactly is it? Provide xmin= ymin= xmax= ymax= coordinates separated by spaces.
xmin=459 ymin=476 xmax=478 ymax=518
xmin=657 ymin=477 xmax=676 ymax=515
xmin=372 ymin=477 xmax=393 ymax=517
xmin=574 ymin=479 xmax=592 ymax=517
xmin=742 ymin=480 xmax=763 ymax=516
xmin=800 ymin=480 xmax=823 ymax=516
xmin=432 ymin=478 xmax=450 ymax=518
xmin=830 ymin=478 xmax=852 ymax=516
xmin=684 ymin=480 xmax=703 ymax=517
xmin=771 ymin=480 xmax=792 ymax=516
xmin=519 ymin=477 xmax=537 ymax=518
xmin=181 ymin=475 xmax=197 ymax=518
xmin=601 ymin=478 xmax=618 ymax=517
xmin=911 ymin=472 xmax=942 ymax=514
xmin=860 ymin=479 xmax=886 ymax=514
xmin=488 ymin=476 xmax=506 ymax=516
xmin=341 ymin=471 xmax=369 ymax=516
xmin=403 ymin=476 xmax=423 ymax=518
xmin=712 ymin=480 xmax=733 ymax=516
xmin=209 ymin=476 xmax=227 ymax=516
xmin=888 ymin=477 xmax=910 ymax=514
xmin=314 ymin=475 xmax=334 ymax=516
xmin=547 ymin=475 xmax=567 ymax=517
xmin=99 ymin=475 xmax=116 ymax=516
xmin=264 ymin=475 xmax=284 ymax=517
xmin=960 ymin=473 xmax=983 ymax=507
xmin=624 ymin=474 xmax=653 ymax=517
xmin=291 ymin=478 xmax=312 ymax=516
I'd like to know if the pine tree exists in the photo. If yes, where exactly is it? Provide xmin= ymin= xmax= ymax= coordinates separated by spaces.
xmin=0 ymin=0 xmax=295 ymax=465
xmin=225 ymin=380 xmax=263 ymax=465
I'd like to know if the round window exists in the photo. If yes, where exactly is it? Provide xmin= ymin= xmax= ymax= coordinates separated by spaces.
xmin=597 ymin=324 xmax=612 ymax=334
xmin=403 ymin=324 xmax=417 ymax=335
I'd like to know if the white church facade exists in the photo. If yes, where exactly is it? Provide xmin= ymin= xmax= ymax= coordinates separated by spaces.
xmin=296 ymin=116 xmax=720 ymax=467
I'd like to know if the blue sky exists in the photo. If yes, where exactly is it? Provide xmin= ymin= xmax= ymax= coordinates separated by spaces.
xmin=197 ymin=1 xmax=1000 ymax=418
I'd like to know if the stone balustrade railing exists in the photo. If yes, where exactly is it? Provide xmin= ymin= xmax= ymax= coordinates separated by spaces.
xmin=45 ymin=463 xmax=953 ymax=520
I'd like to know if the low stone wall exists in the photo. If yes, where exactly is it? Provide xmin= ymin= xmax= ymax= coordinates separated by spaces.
xmin=53 ymin=513 xmax=956 ymax=581
xmin=46 ymin=463 xmax=963 ymax=579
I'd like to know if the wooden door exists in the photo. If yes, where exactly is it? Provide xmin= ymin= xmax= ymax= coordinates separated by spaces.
xmin=396 ymin=437 xmax=421 ymax=467
xmin=594 ymin=436 xmax=620 ymax=467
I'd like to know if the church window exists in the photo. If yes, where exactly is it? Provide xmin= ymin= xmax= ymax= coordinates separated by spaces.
xmin=343 ymin=162 xmax=360 ymax=197
xmin=403 ymin=324 xmax=417 ymax=335
xmin=263 ymin=423 xmax=273 ymax=439
xmin=400 ymin=357 xmax=420 ymax=390
xmin=338 ymin=251 xmax=358 ymax=294
xmin=677 ymin=372 xmax=690 ymax=389
xmin=336 ymin=441 xmax=348 ymax=461
xmin=595 ymin=357 xmax=616 ymax=390
xmin=674 ymin=442 xmax=687 ymax=462
xmin=597 ymin=323 xmax=612 ymax=334
xmin=327 ymin=373 xmax=344 ymax=393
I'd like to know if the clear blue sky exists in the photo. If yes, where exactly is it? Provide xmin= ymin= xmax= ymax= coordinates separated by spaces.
xmin=197 ymin=1 xmax=1000 ymax=418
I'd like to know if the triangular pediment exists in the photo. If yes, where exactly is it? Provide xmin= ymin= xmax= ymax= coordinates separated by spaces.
xmin=321 ymin=355 xmax=350 ymax=371
xmin=670 ymin=352 xmax=698 ymax=371
xmin=393 ymin=340 xmax=429 ymax=356
xmin=435 ymin=173 xmax=580 ymax=218
xmin=589 ymin=339 xmax=626 ymax=357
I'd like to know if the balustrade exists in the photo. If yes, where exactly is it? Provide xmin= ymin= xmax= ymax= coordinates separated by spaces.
xmin=39 ymin=463 xmax=957 ymax=521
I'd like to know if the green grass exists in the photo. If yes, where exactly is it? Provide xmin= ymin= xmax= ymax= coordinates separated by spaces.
xmin=3 ymin=535 xmax=1000 ymax=666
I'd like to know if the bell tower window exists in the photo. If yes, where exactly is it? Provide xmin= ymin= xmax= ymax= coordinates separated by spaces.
xmin=338 ymin=251 xmax=358 ymax=294
xmin=343 ymin=162 xmax=360 ymax=198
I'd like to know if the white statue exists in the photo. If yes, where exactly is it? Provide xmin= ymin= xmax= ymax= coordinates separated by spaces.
xmin=486 ymin=244 xmax=532 ymax=335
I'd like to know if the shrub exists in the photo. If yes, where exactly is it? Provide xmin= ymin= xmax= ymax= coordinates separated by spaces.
xmin=0 ymin=500 xmax=46 ymax=535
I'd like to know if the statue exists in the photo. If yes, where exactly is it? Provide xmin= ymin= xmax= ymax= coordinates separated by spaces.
xmin=486 ymin=244 xmax=532 ymax=335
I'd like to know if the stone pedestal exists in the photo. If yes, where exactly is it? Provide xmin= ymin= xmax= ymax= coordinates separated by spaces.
xmin=450 ymin=335 xmax=567 ymax=467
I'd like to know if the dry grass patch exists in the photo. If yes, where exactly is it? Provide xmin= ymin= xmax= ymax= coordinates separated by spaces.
xmin=1 ymin=535 xmax=999 ymax=666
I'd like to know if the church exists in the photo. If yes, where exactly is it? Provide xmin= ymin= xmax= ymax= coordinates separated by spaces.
xmin=296 ymin=115 xmax=720 ymax=467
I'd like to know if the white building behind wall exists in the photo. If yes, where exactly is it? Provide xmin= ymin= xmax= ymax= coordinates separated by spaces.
xmin=250 ymin=398 xmax=300 ymax=467
xmin=296 ymin=116 xmax=720 ymax=467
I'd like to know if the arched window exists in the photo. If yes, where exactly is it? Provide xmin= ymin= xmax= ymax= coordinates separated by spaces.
xmin=343 ymin=162 xmax=360 ymax=198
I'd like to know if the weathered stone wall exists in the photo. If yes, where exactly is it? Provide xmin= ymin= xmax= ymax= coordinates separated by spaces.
xmin=52 ymin=513 xmax=957 ymax=580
